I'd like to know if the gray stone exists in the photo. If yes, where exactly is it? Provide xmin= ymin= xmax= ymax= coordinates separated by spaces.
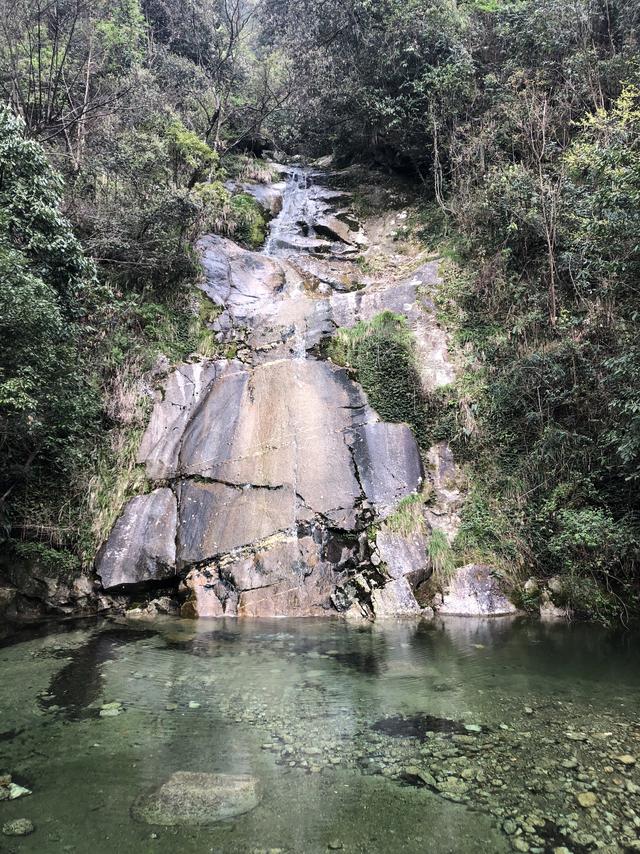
xmin=424 ymin=441 xmax=463 ymax=540
xmin=97 ymin=167 xmax=463 ymax=621
xmin=198 ymin=234 xmax=284 ymax=321
xmin=371 ymin=577 xmax=421 ymax=617
xmin=182 ymin=536 xmax=342 ymax=618
xmin=178 ymin=359 xmax=364 ymax=528
xmin=125 ymin=596 xmax=179 ymax=620
xmin=434 ymin=564 xmax=517 ymax=617
xmin=131 ymin=771 xmax=260 ymax=826
xmin=177 ymin=480 xmax=295 ymax=566
xmin=376 ymin=528 xmax=429 ymax=580
xmin=96 ymin=488 xmax=177 ymax=589
xmin=138 ymin=360 xmax=237 ymax=480
xmin=540 ymin=589 xmax=568 ymax=621
xmin=352 ymin=423 xmax=423 ymax=516
xmin=314 ymin=215 xmax=359 ymax=246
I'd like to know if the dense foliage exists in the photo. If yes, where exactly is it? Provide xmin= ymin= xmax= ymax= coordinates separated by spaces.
xmin=0 ymin=107 xmax=99 ymax=538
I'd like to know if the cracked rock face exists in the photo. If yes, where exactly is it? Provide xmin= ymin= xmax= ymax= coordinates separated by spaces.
xmin=97 ymin=166 xmax=460 ymax=617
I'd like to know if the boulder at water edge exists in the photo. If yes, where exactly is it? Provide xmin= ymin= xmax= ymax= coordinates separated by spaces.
xmin=434 ymin=564 xmax=516 ymax=616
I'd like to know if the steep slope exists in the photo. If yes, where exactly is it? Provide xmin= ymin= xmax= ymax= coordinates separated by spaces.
xmin=96 ymin=166 xmax=461 ymax=618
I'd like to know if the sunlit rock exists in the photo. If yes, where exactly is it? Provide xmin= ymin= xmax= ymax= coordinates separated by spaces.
xmin=176 ymin=481 xmax=296 ymax=566
xmin=182 ymin=536 xmax=348 ymax=618
xmin=434 ymin=564 xmax=516 ymax=617
xmin=137 ymin=360 xmax=236 ymax=480
xmin=351 ymin=423 xmax=423 ymax=516
xmin=376 ymin=529 xmax=430 ymax=580
xmin=96 ymin=488 xmax=177 ymax=590
xmin=371 ymin=577 xmax=421 ymax=617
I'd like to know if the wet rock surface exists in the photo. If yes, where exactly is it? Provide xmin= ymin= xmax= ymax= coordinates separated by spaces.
xmin=97 ymin=165 xmax=468 ymax=618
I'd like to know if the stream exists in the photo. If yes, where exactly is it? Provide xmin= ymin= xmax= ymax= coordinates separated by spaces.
xmin=1 ymin=617 xmax=639 ymax=852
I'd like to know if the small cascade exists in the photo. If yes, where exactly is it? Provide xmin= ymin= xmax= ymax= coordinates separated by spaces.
xmin=263 ymin=166 xmax=316 ymax=258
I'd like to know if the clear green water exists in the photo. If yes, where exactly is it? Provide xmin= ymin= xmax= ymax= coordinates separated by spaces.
xmin=1 ymin=616 xmax=639 ymax=853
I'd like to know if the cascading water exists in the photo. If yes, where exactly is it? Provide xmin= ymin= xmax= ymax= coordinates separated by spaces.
xmin=263 ymin=166 xmax=319 ymax=360
xmin=263 ymin=166 xmax=315 ymax=258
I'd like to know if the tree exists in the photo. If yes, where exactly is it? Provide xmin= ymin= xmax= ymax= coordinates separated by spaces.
xmin=0 ymin=105 xmax=98 ymax=524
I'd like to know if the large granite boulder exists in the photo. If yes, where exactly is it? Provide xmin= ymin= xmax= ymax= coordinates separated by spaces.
xmin=176 ymin=481 xmax=296 ymax=566
xmin=96 ymin=488 xmax=177 ymax=590
xmin=137 ymin=360 xmax=236 ymax=480
xmin=131 ymin=772 xmax=260 ymax=826
xmin=146 ymin=358 xmax=366 ymax=529
xmin=434 ymin=564 xmax=516 ymax=616
xmin=198 ymin=234 xmax=284 ymax=322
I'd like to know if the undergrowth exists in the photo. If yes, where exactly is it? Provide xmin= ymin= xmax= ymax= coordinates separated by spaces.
xmin=328 ymin=311 xmax=451 ymax=450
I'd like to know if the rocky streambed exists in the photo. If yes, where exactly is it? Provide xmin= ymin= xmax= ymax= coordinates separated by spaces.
xmin=96 ymin=164 xmax=473 ymax=620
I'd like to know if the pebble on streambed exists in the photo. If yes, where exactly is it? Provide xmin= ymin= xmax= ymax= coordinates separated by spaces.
xmin=2 ymin=818 xmax=35 ymax=837
xmin=99 ymin=700 xmax=124 ymax=717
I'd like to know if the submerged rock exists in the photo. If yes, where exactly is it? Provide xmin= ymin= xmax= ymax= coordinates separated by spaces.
xmin=434 ymin=564 xmax=516 ymax=617
xmin=2 ymin=818 xmax=34 ymax=836
xmin=131 ymin=771 xmax=260 ymax=825
xmin=0 ymin=775 xmax=31 ymax=801
xmin=372 ymin=713 xmax=472 ymax=739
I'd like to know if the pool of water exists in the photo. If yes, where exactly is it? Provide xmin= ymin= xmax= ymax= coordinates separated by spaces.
xmin=1 ymin=616 xmax=639 ymax=853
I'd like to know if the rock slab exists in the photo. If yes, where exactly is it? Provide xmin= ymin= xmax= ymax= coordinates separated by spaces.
xmin=96 ymin=488 xmax=177 ymax=590
xmin=131 ymin=771 xmax=260 ymax=826
xmin=435 ymin=564 xmax=516 ymax=616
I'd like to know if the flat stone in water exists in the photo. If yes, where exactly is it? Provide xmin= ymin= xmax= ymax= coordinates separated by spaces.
xmin=131 ymin=771 xmax=260 ymax=826
xmin=575 ymin=791 xmax=597 ymax=808
xmin=2 ymin=818 xmax=34 ymax=836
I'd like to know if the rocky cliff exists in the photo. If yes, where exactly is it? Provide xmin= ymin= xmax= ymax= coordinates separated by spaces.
xmin=96 ymin=165 xmax=466 ymax=619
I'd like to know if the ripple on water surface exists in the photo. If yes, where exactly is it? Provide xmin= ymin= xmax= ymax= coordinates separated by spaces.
xmin=1 ymin=617 xmax=639 ymax=853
